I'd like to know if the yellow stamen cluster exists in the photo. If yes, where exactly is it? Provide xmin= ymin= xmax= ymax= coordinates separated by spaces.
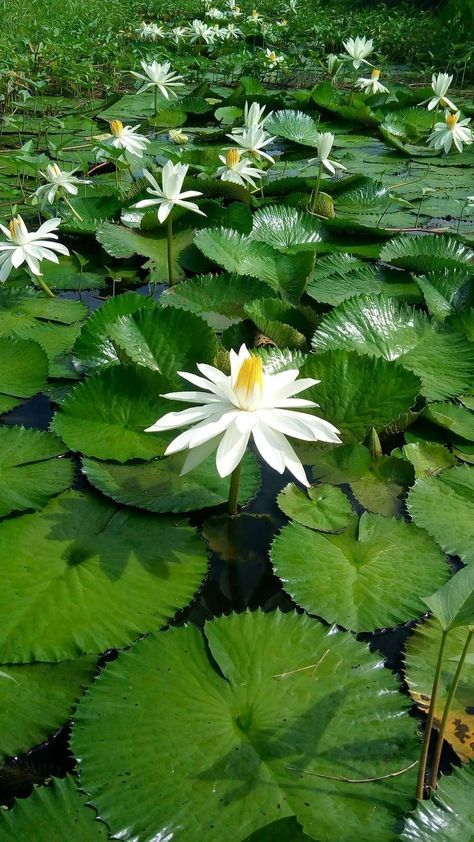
xmin=49 ymin=163 xmax=61 ymax=177
xmin=235 ymin=356 xmax=264 ymax=405
xmin=268 ymin=51 xmax=277 ymax=62
xmin=446 ymin=113 xmax=459 ymax=129
xmin=9 ymin=216 xmax=22 ymax=239
xmin=110 ymin=120 xmax=124 ymax=137
xmin=226 ymin=149 xmax=241 ymax=168
xmin=371 ymin=68 xmax=381 ymax=80
xmin=251 ymin=9 xmax=258 ymax=17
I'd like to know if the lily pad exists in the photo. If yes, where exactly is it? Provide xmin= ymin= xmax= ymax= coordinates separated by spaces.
xmin=401 ymin=763 xmax=474 ymax=842
xmin=0 ymin=490 xmax=208 ymax=662
xmin=271 ymin=513 xmax=448 ymax=631
xmin=72 ymin=611 xmax=418 ymax=842
xmin=0 ymin=426 xmax=74 ymax=517
xmin=405 ymin=617 xmax=474 ymax=762
xmin=277 ymin=483 xmax=354 ymax=532
xmin=0 ymin=337 xmax=49 ymax=405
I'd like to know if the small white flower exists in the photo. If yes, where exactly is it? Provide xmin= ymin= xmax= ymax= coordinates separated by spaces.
xmin=232 ymin=101 xmax=270 ymax=136
xmin=206 ymin=7 xmax=224 ymax=18
xmin=247 ymin=8 xmax=263 ymax=22
xmin=227 ymin=125 xmax=276 ymax=163
xmin=146 ymin=344 xmax=341 ymax=485
xmin=220 ymin=22 xmax=242 ymax=39
xmin=170 ymin=26 xmax=188 ymax=44
xmin=188 ymin=19 xmax=217 ymax=43
xmin=133 ymin=161 xmax=206 ymax=223
xmin=34 ymin=163 xmax=91 ymax=206
xmin=94 ymin=120 xmax=150 ymax=161
xmin=265 ymin=48 xmax=284 ymax=67
xmin=136 ymin=22 xmax=165 ymax=40
xmin=342 ymin=35 xmax=373 ymax=69
xmin=308 ymin=132 xmax=347 ymax=175
xmin=420 ymin=72 xmax=457 ymax=112
xmin=217 ymin=149 xmax=265 ymax=189
xmin=356 ymin=68 xmax=389 ymax=95
xmin=428 ymin=111 xmax=473 ymax=154
xmin=0 ymin=216 xmax=69 ymax=282
xmin=130 ymin=60 xmax=184 ymax=99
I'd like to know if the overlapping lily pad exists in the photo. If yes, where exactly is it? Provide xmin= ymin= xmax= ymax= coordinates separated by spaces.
xmin=401 ymin=763 xmax=474 ymax=842
xmin=271 ymin=513 xmax=448 ymax=631
xmin=72 ymin=611 xmax=418 ymax=842
xmin=0 ymin=337 xmax=49 ymax=414
xmin=0 ymin=490 xmax=208 ymax=662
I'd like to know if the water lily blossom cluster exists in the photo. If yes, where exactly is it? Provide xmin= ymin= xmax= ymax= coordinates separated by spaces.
xmin=146 ymin=345 xmax=341 ymax=487
xmin=95 ymin=120 xmax=150 ymax=161
xmin=428 ymin=111 xmax=473 ymax=154
xmin=420 ymin=73 xmax=457 ymax=112
xmin=137 ymin=22 xmax=165 ymax=40
xmin=217 ymin=149 xmax=265 ymax=189
xmin=34 ymin=163 xmax=91 ymax=206
xmin=342 ymin=36 xmax=373 ymax=69
xmin=133 ymin=161 xmax=206 ymax=223
xmin=356 ymin=68 xmax=389 ymax=95
xmin=188 ymin=19 xmax=217 ymax=43
xmin=130 ymin=60 xmax=184 ymax=99
xmin=0 ymin=216 xmax=69 ymax=291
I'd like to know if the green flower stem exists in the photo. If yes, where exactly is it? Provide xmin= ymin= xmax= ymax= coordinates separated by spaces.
xmin=429 ymin=628 xmax=473 ymax=790
xmin=166 ymin=216 xmax=174 ymax=287
xmin=36 ymin=274 xmax=56 ymax=298
xmin=431 ymin=103 xmax=440 ymax=131
xmin=310 ymin=161 xmax=323 ymax=212
xmin=416 ymin=628 xmax=448 ymax=800
xmin=63 ymin=194 xmax=83 ymax=221
xmin=228 ymin=461 xmax=242 ymax=516
xmin=154 ymin=85 xmax=159 ymax=119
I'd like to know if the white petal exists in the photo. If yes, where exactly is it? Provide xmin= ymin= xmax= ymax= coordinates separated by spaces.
xmin=278 ymin=434 xmax=311 ymax=487
xmin=215 ymin=420 xmax=251 ymax=477
xmin=145 ymin=403 xmax=221 ymax=432
xmin=251 ymin=421 xmax=286 ymax=473
xmin=160 ymin=390 xmax=223 ymax=404
xmin=180 ymin=435 xmax=221 ymax=475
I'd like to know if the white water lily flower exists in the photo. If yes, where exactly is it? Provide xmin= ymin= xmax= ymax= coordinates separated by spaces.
xmin=342 ymin=36 xmax=373 ymax=69
xmin=217 ymin=149 xmax=265 ymax=189
xmin=356 ymin=68 xmax=389 ymax=95
xmin=308 ymin=132 xmax=347 ymax=175
xmin=428 ymin=111 xmax=473 ymax=154
xmin=169 ymin=129 xmax=189 ymax=144
xmin=130 ymin=60 xmax=184 ymax=99
xmin=137 ymin=22 xmax=165 ymax=40
xmin=188 ymin=19 xmax=217 ymax=43
xmin=206 ymin=7 xmax=224 ymax=18
xmin=248 ymin=9 xmax=263 ymax=22
xmin=146 ymin=345 xmax=341 ymax=484
xmin=95 ymin=120 xmax=150 ymax=161
xmin=133 ymin=162 xmax=206 ymax=223
xmin=265 ymin=49 xmax=284 ymax=67
xmin=232 ymin=101 xmax=270 ymax=136
xmin=227 ymin=125 xmax=276 ymax=163
xmin=170 ymin=26 xmax=188 ymax=44
xmin=220 ymin=22 xmax=242 ymax=39
xmin=420 ymin=72 xmax=457 ymax=112
xmin=326 ymin=54 xmax=341 ymax=77
xmin=0 ymin=216 xmax=69 ymax=282
xmin=34 ymin=163 xmax=91 ymax=205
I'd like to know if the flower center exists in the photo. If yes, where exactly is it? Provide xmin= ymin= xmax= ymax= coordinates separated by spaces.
xmin=234 ymin=356 xmax=263 ymax=409
xmin=226 ymin=149 xmax=241 ymax=168
xmin=8 ymin=216 xmax=26 ymax=243
xmin=268 ymin=51 xmax=277 ymax=61
xmin=110 ymin=120 xmax=124 ymax=137
xmin=371 ymin=68 xmax=381 ymax=80
xmin=447 ymin=113 xmax=459 ymax=129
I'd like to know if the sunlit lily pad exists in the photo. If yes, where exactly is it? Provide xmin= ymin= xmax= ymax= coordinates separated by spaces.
xmin=72 ymin=611 xmax=418 ymax=842
xmin=277 ymin=483 xmax=354 ymax=532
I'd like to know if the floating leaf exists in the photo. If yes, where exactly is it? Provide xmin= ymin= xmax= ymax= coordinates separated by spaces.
xmin=300 ymin=351 xmax=421 ymax=443
xmin=249 ymin=205 xmax=324 ymax=251
xmin=271 ymin=513 xmax=448 ymax=631
xmin=0 ymin=337 xmax=49 ymax=405
xmin=161 ymin=273 xmax=273 ymax=320
xmin=72 ymin=611 xmax=418 ymax=842
xmin=405 ymin=617 xmax=474 ymax=761
xmin=266 ymin=110 xmax=320 ymax=146
xmin=401 ymin=441 xmax=456 ymax=477
xmin=244 ymin=299 xmax=311 ymax=349
xmin=0 ymin=426 xmax=73 ymax=517
xmin=407 ymin=465 xmax=474 ymax=563
xmin=277 ymin=483 xmax=354 ymax=532
xmin=380 ymin=236 xmax=474 ymax=274
xmin=423 ymin=563 xmax=474 ymax=631
xmin=0 ymin=657 xmax=96 ymax=761
xmin=0 ymin=490 xmax=208 ymax=662
xmin=423 ymin=401 xmax=474 ymax=442
xmin=82 ymin=451 xmax=260 ymax=513
xmin=312 ymin=294 xmax=474 ymax=401
xmin=401 ymin=763 xmax=474 ymax=842
xmin=51 ymin=364 xmax=175 ymax=462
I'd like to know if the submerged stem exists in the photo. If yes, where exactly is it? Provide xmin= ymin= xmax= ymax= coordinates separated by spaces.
xmin=167 ymin=215 xmax=174 ymax=286
xmin=310 ymin=161 xmax=323 ymax=212
xmin=429 ymin=628 xmax=473 ymax=789
xmin=228 ymin=461 xmax=242 ymax=515
xmin=416 ymin=628 xmax=448 ymax=800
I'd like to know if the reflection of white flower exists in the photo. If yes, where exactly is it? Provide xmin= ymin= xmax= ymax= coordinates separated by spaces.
xmin=137 ymin=22 xmax=165 ymax=40
xmin=188 ymin=19 xmax=217 ymax=43
xmin=95 ymin=120 xmax=150 ymax=160
xmin=356 ymin=68 xmax=389 ymax=95
xmin=34 ymin=163 xmax=91 ymax=205
xmin=265 ymin=48 xmax=284 ymax=67
xmin=428 ymin=111 xmax=473 ymax=154
xmin=342 ymin=35 xmax=373 ymax=69
xmin=130 ymin=60 xmax=184 ymax=99
xmin=420 ymin=73 xmax=457 ymax=112
xmin=0 ymin=216 xmax=69 ymax=282
xmin=308 ymin=132 xmax=347 ymax=175
xmin=227 ymin=125 xmax=276 ymax=163
xmin=133 ymin=162 xmax=206 ymax=223
xmin=147 ymin=344 xmax=341 ymax=484
xmin=217 ymin=149 xmax=265 ymax=189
